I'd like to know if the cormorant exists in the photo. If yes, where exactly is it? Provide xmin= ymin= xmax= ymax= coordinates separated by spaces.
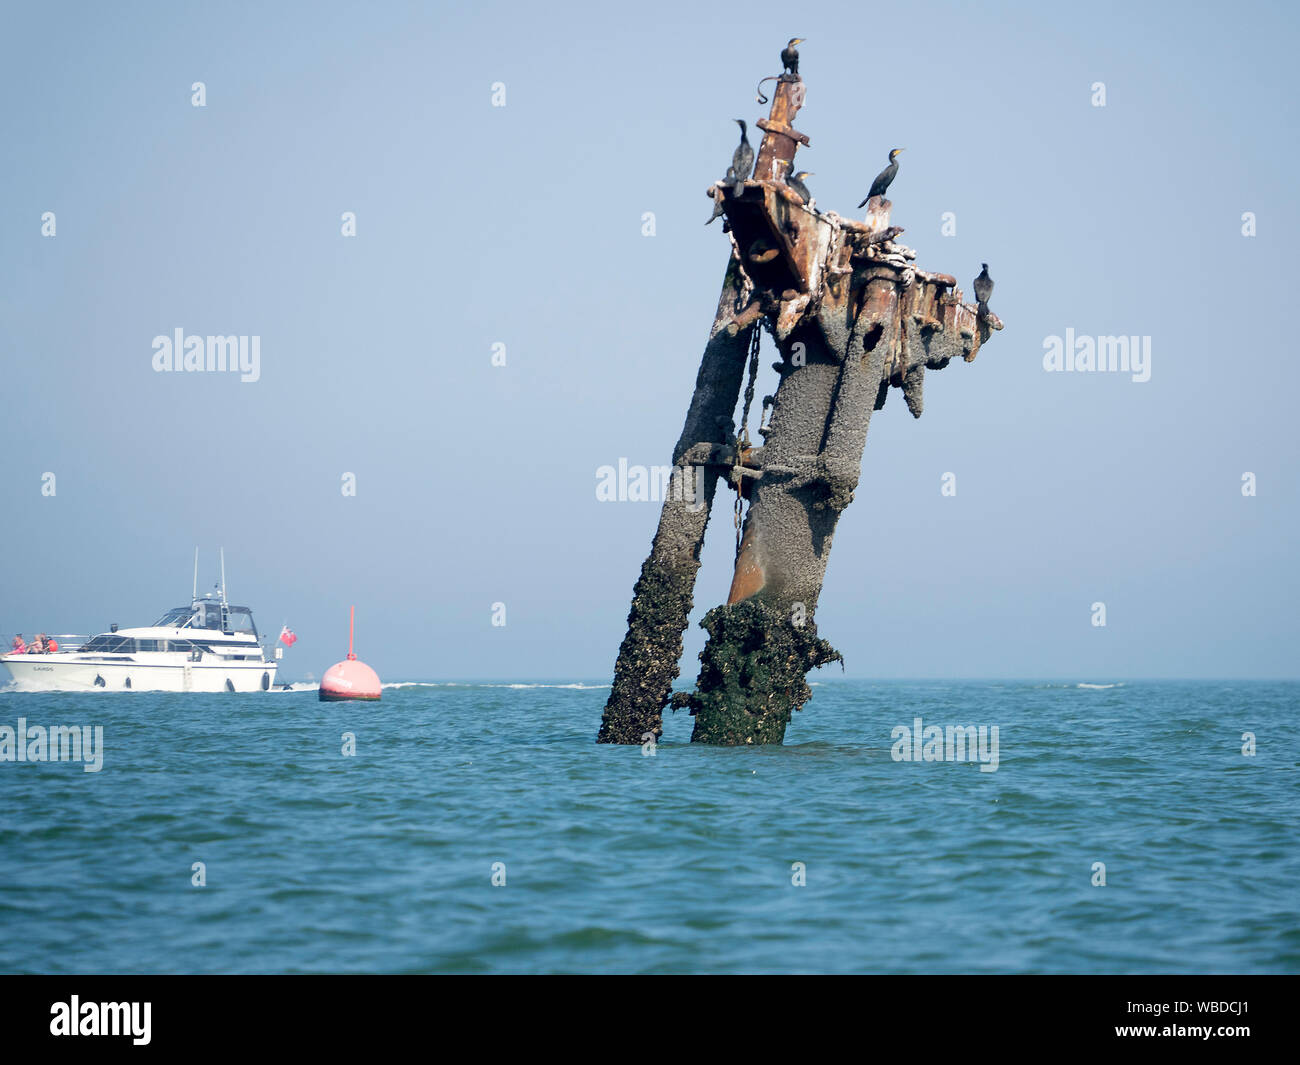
xmin=857 ymin=148 xmax=904 ymax=208
xmin=728 ymin=119 xmax=754 ymax=195
xmin=705 ymin=190 xmax=725 ymax=225
xmin=781 ymin=38 xmax=805 ymax=78
xmin=786 ymin=169 xmax=814 ymax=207
xmin=973 ymin=263 xmax=994 ymax=317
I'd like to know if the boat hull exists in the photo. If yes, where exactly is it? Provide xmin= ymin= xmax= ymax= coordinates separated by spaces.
xmin=0 ymin=654 xmax=277 ymax=693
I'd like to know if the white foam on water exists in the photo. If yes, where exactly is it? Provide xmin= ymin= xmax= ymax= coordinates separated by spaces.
xmin=503 ymin=683 xmax=609 ymax=690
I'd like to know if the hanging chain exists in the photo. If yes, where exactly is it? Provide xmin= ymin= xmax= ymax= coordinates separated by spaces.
xmin=738 ymin=325 xmax=761 ymax=450
xmin=734 ymin=325 xmax=762 ymax=555
xmin=734 ymin=486 xmax=744 ymax=554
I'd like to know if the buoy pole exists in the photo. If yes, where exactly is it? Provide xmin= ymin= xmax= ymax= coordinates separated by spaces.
xmin=348 ymin=605 xmax=355 ymax=660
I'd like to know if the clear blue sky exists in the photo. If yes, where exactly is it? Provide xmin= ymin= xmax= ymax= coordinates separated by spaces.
xmin=2 ymin=0 xmax=1296 ymax=680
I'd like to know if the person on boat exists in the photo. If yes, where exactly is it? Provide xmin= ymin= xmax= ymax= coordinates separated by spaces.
xmin=27 ymin=634 xmax=45 ymax=654
xmin=10 ymin=634 xmax=25 ymax=655
xmin=46 ymin=635 xmax=59 ymax=653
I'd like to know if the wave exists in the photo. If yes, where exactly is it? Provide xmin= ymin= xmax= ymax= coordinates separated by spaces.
xmin=1076 ymin=682 xmax=1124 ymax=690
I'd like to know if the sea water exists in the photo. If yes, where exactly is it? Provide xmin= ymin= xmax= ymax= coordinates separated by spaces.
xmin=0 ymin=680 xmax=1295 ymax=973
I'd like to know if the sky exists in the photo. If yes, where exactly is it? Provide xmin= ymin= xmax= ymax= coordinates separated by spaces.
xmin=1 ymin=0 xmax=1296 ymax=681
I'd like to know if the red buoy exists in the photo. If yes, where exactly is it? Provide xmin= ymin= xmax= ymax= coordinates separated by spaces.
xmin=319 ymin=606 xmax=381 ymax=701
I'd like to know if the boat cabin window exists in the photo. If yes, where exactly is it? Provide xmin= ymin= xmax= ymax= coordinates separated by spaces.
xmin=149 ymin=603 xmax=258 ymax=638
xmin=224 ymin=607 xmax=257 ymax=637
xmin=82 ymin=635 xmax=135 ymax=653
xmin=154 ymin=607 xmax=196 ymax=629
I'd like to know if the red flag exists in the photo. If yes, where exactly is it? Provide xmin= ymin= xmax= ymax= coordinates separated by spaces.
xmin=279 ymin=626 xmax=298 ymax=647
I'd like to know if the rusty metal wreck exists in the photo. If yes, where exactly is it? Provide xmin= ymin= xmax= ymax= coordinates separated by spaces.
xmin=598 ymin=53 xmax=1003 ymax=747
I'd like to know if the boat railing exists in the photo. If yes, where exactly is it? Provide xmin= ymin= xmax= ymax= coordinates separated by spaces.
xmin=6 ymin=634 xmax=90 ymax=654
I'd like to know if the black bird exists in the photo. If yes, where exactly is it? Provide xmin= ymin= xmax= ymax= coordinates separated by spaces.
xmin=857 ymin=148 xmax=904 ymax=208
xmin=973 ymin=263 xmax=994 ymax=317
xmin=705 ymin=191 xmax=725 ymax=225
xmin=785 ymin=169 xmax=814 ymax=207
xmin=727 ymin=119 xmax=754 ymax=195
xmin=781 ymin=38 xmax=805 ymax=78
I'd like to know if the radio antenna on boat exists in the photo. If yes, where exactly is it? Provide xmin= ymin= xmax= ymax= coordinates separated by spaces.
xmin=220 ymin=548 xmax=227 ymax=604
xmin=192 ymin=548 xmax=199 ymax=602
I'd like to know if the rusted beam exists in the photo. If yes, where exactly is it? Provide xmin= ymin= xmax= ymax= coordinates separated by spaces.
xmin=753 ymin=78 xmax=809 ymax=183
xmin=597 ymin=256 xmax=756 ymax=744
xmin=683 ymin=227 xmax=1001 ymax=745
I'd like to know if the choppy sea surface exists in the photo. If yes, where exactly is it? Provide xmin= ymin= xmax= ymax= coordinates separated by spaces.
xmin=0 ymin=679 xmax=1296 ymax=974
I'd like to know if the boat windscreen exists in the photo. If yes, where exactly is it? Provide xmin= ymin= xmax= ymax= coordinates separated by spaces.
xmin=225 ymin=608 xmax=257 ymax=637
xmin=153 ymin=607 xmax=195 ymax=628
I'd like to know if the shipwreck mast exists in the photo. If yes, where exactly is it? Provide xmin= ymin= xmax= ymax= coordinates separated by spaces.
xmin=598 ymin=54 xmax=1002 ymax=746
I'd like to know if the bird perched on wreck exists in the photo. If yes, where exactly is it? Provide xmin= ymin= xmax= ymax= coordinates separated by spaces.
xmin=705 ymin=187 xmax=726 ymax=225
xmin=973 ymin=263 xmax=994 ymax=316
xmin=785 ymin=169 xmax=814 ymax=207
xmin=726 ymin=119 xmax=754 ymax=195
xmin=857 ymin=148 xmax=904 ymax=207
xmin=781 ymin=38 xmax=805 ymax=78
